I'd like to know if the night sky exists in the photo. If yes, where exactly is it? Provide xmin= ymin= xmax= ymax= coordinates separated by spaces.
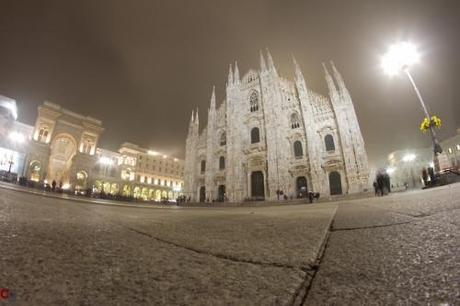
xmin=0 ymin=0 xmax=459 ymax=167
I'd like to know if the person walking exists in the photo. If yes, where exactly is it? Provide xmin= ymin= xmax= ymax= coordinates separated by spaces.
xmin=376 ymin=174 xmax=384 ymax=196
xmin=373 ymin=181 xmax=379 ymax=196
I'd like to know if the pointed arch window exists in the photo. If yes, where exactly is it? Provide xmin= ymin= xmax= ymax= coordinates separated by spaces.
xmin=294 ymin=141 xmax=303 ymax=158
xmin=251 ymin=127 xmax=260 ymax=144
xmin=220 ymin=132 xmax=226 ymax=146
xmin=200 ymin=160 xmax=206 ymax=173
xmin=219 ymin=156 xmax=225 ymax=170
xmin=249 ymin=91 xmax=259 ymax=112
xmin=325 ymin=134 xmax=335 ymax=152
xmin=291 ymin=113 xmax=301 ymax=129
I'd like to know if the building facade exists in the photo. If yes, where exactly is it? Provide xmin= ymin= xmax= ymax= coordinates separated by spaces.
xmin=439 ymin=128 xmax=460 ymax=169
xmin=0 ymin=99 xmax=184 ymax=201
xmin=385 ymin=128 xmax=460 ymax=189
xmin=386 ymin=148 xmax=433 ymax=189
xmin=184 ymin=51 xmax=370 ymax=202
xmin=0 ymin=95 xmax=33 ymax=177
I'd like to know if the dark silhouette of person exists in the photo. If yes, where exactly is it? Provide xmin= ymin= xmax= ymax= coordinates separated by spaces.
xmin=376 ymin=174 xmax=384 ymax=196
xmin=51 ymin=180 xmax=56 ymax=192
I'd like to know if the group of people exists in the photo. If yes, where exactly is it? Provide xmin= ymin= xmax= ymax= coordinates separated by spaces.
xmin=176 ymin=195 xmax=191 ymax=203
xmin=373 ymin=172 xmax=391 ymax=196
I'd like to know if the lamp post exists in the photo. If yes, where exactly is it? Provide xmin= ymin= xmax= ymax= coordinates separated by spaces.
xmin=381 ymin=42 xmax=443 ymax=173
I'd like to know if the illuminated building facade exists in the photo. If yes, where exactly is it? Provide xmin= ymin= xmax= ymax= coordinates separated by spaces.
xmin=184 ymin=51 xmax=370 ymax=202
xmin=0 ymin=95 xmax=33 ymax=177
xmin=0 ymin=98 xmax=184 ymax=201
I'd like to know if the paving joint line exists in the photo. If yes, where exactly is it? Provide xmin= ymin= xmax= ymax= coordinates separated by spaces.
xmin=288 ymin=208 xmax=337 ymax=306
xmin=70 ymin=197 xmax=318 ymax=271
xmin=123 ymin=225 xmax=307 ymax=270
xmin=331 ymin=220 xmax=414 ymax=232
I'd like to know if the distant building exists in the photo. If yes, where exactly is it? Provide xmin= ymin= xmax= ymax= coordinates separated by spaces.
xmin=0 ymin=95 xmax=33 ymax=177
xmin=386 ymin=148 xmax=432 ymax=189
xmin=386 ymin=128 xmax=460 ymax=188
xmin=184 ymin=51 xmax=370 ymax=202
xmin=0 ymin=99 xmax=184 ymax=201
xmin=439 ymin=128 xmax=460 ymax=169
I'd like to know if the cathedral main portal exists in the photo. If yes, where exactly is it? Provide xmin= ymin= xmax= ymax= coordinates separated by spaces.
xmin=251 ymin=171 xmax=265 ymax=200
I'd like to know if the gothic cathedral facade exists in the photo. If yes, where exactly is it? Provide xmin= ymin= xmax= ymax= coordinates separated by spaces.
xmin=184 ymin=51 xmax=369 ymax=202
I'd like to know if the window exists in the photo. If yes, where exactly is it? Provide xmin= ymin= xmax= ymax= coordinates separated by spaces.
xmin=38 ymin=127 xmax=49 ymax=143
xmin=448 ymin=148 xmax=453 ymax=154
xmin=200 ymin=160 xmax=206 ymax=173
xmin=82 ymin=140 xmax=92 ymax=154
xmin=291 ymin=113 xmax=301 ymax=129
xmin=121 ymin=168 xmax=132 ymax=180
xmin=251 ymin=127 xmax=260 ymax=144
xmin=220 ymin=132 xmax=226 ymax=146
xmin=457 ymin=144 xmax=460 ymax=151
xmin=294 ymin=141 xmax=303 ymax=158
xmin=324 ymin=134 xmax=335 ymax=151
xmin=219 ymin=156 xmax=225 ymax=170
xmin=249 ymin=91 xmax=259 ymax=112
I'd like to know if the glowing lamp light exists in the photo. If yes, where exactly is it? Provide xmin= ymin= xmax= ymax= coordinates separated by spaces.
xmin=381 ymin=42 xmax=420 ymax=76
xmin=402 ymin=153 xmax=416 ymax=162
xmin=429 ymin=162 xmax=434 ymax=168
xmin=148 ymin=150 xmax=159 ymax=156
xmin=386 ymin=167 xmax=396 ymax=175
xmin=0 ymin=99 xmax=18 ymax=120
xmin=99 ymin=156 xmax=114 ymax=165
xmin=9 ymin=131 xmax=25 ymax=143
xmin=62 ymin=183 xmax=71 ymax=190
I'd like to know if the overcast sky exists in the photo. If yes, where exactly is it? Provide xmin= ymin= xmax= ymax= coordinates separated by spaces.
xmin=0 ymin=0 xmax=459 ymax=167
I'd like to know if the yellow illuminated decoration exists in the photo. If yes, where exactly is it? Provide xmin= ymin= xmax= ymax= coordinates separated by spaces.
xmin=420 ymin=116 xmax=442 ymax=133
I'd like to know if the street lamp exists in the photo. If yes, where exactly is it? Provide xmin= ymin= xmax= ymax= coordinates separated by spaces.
xmin=402 ymin=153 xmax=416 ymax=162
xmin=381 ymin=42 xmax=443 ymax=173
xmin=386 ymin=167 xmax=396 ymax=175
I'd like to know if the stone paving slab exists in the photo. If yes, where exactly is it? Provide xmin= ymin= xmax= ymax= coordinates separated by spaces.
xmin=95 ymin=203 xmax=337 ymax=269
xmin=0 ymin=190 xmax=309 ymax=305
xmin=331 ymin=202 xmax=414 ymax=230
xmin=0 ymin=188 xmax=336 ymax=305
xmin=306 ymin=194 xmax=460 ymax=305
xmin=357 ymin=183 xmax=460 ymax=217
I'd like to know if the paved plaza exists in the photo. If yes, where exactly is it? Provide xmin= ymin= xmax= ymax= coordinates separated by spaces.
xmin=1 ymin=183 xmax=459 ymax=305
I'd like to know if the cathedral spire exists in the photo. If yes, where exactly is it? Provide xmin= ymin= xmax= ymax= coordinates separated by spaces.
xmin=209 ymin=85 xmax=216 ymax=111
xmin=195 ymin=107 xmax=199 ymax=127
xmin=323 ymin=62 xmax=338 ymax=100
xmin=259 ymin=50 xmax=267 ymax=71
xmin=188 ymin=109 xmax=195 ymax=135
xmin=233 ymin=61 xmax=240 ymax=84
xmin=292 ymin=55 xmax=304 ymax=81
xmin=190 ymin=109 xmax=195 ymax=124
xmin=266 ymin=48 xmax=277 ymax=75
xmin=227 ymin=64 xmax=233 ymax=86
xmin=330 ymin=60 xmax=347 ymax=91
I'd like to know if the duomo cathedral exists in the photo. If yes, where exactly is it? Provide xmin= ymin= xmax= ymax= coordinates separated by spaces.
xmin=184 ymin=51 xmax=370 ymax=202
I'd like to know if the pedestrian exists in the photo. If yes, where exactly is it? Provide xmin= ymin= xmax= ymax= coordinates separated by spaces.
xmin=376 ymin=174 xmax=384 ymax=196
xmin=373 ymin=181 xmax=378 ymax=196
xmin=308 ymin=191 xmax=314 ymax=203
xmin=51 ymin=180 xmax=56 ymax=192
